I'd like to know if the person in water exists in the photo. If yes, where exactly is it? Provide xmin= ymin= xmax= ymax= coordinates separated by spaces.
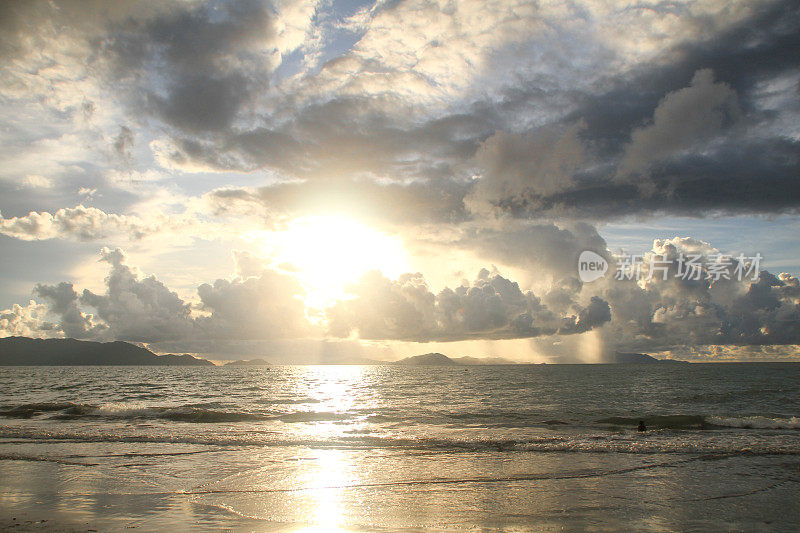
xmin=637 ymin=420 xmax=647 ymax=432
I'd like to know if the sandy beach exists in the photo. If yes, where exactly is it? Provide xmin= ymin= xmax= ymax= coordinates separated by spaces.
xmin=2 ymin=439 xmax=799 ymax=531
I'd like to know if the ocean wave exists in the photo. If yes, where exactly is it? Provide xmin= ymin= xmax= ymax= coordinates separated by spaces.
xmin=0 ymin=402 xmax=347 ymax=424
xmin=3 ymin=403 xmax=798 ymax=432
xmin=707 ymin=415 xmax=800 ymax=430
xmin=62 ymin=404 xmax=270 ymax=423
xmin=0 ymin=402 xmax=81 ymax=418
xmin=597 ymin=414 xmax=800 ymax=430
xmin=255 ymin=398 xmax=321 ymax=405
xmin=597 ymin=415 xmax=707 ymax=429
xmin=1 ymin=426 xmax=798 ymax=456
xmin=277 ymin=412 xmax=352 ymax=423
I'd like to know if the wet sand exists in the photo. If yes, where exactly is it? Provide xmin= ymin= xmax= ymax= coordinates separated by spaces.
xmin=1 ymin=440 xmax=798 ymax=531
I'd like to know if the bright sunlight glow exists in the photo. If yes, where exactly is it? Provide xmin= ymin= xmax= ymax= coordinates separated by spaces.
xmin=247 ymin=215 xmax=409 ymax=311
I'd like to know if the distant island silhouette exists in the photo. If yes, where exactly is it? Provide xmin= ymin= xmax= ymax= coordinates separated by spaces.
xmin=223 ymin=358 xmax=270 ymax=366
xmin=0 ymin=337 xmax=214 ymax=366
xmin=395 ymin=352 xmax=687 ymax=365
xmin=0 ymin=338 xmax=687 ymax=366
xmin=608 ymin=352 xmax=689 ymax=364
xmin=394 ymin=353 xmax=518 ymax=365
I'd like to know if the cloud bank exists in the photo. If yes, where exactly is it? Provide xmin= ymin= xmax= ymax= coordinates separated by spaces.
xmin=0 ymin=0 xmax=798 ymax=361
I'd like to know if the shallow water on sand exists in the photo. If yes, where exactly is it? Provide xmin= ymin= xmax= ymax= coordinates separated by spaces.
xmin=0 ymin=363 xmax=799 ymax=530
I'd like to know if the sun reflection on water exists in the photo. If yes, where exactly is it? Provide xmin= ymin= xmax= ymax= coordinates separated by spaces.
xmin=298 ymin=449 xmax=351 ymax=529
xmin=292 ymin=366 xmax=370 ymax=529
xmin=306 ymin=365 xmax=363 ymax=412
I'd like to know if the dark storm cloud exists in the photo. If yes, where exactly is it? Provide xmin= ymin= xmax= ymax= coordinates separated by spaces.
xmin=153 ymin=73 xmax=251 ymax=133
xmin=473 ymin=0 xmax=800 ymax=217
xmin=615 ymin=69 xmax=740 ymax=181
xmin=494 ymin=0 xmax=800 ymax=219
xmin=145 ymin=0 xmax=800 ymax=221
xmin=450 ymin=221 xmax=610 ymax=276
xmin=568 ymin=0 xmax=800 ymax=155
xmin=158 ymin=98 xmax=490 ymax=181
xmin=467 ymin=121 xmax=587 ymax=208
xmin=112 ymin=126 xmax=134 ymax=163
xmin=4 ymin=0 xmax=798 ymax=221
xmin=560 ymin=296 xmax=611 ymax=335
xmin=100 ymin=0 xmax=275 ymax=132
xmin=503 ymin=137 xmax=800 ymax=219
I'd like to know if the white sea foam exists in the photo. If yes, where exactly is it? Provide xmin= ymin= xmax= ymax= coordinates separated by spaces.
xmin=708 ymin=415 xmax=800 ymax=430
xmin=1 ymin=425 xmax=799 ymax=456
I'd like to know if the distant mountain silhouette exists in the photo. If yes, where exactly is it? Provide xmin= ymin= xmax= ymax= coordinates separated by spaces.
xmin=394 ymin=353 xmax=518 ymax=365
xmin=452 ymin=355 xmax=518 ymax=365
xmin=608 ymin=352 xmax=689 ymax=364
xmin=0 ymin=337 xmax=214 ymax=366
xmin=395 ymin=353 xmax=456 ymax=365
xmin=223 ymin=358 xmax=270 ymax=366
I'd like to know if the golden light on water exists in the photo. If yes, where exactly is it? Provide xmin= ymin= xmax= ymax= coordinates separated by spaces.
xmin=310 ymin=365 xmax=359 ymax=410
xmin=293 ymin=367 xmax=368 ymax=530
xmin=299 ymin=449 xmax=350 ymax=530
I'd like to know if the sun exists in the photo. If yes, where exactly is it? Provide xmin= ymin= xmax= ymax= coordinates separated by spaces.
xmin=251 ymin=215 xmax=409 ymax=310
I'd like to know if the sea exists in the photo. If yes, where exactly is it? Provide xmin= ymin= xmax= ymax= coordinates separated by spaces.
xmin=0 ymin=363 xmax=798 ymax=531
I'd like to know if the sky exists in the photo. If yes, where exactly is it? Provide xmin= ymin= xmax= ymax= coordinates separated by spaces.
xmin=0 ymin=0 xmax=798 ymax=363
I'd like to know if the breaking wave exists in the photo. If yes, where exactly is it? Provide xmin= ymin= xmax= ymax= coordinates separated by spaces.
xmin=597 ymin=415 xmax=708 ymax=429
xmin=2 ymin=403 xmax=799 ymax=431
xmin=0 ymin=425 xmax=798 ymax=456
xmin=597 ymin=414 xmax=800 ymax=430
xmin=707 ymin=415 xmax=800 ymax=430
xmin=0 ymin=402 xmax=350 ymax=424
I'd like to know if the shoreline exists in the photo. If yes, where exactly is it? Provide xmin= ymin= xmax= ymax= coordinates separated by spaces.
xmin=2 ymin=441 xmax=798 ymax=531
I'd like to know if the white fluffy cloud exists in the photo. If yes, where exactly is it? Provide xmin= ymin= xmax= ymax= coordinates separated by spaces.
xmin=0 ymin=203 xmax=223 ymax=244
xmin=0 ymin=206 xmax=154 ymax=241
xmin=79 ymin=248 xmax=194 ymax=342
xmin=327 ymin=268 xmax=610 ymax=342
xmin=3 ymin=235 xmax=800 ymax=362
xmin=196 ymin=268 xmax=312 ymax=340
xmin=0 ymin=301 xmax=53 ymax=339
xmin=22 ymin=247 xmax=313 ymax=344
xmin=594 ymin=237 xmax=800 ymax=352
